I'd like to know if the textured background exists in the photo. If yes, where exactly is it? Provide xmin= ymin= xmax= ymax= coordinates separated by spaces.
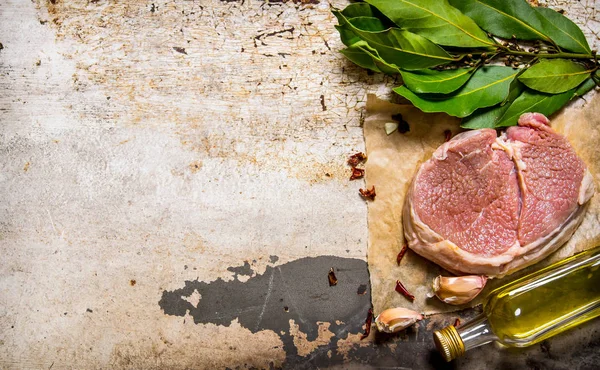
xmin=1 ymin=0 xmax=599 ymax=368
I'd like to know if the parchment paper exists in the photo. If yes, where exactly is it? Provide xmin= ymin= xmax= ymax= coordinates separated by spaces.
xmin=364 ymin=93 xmax=600 ymax=315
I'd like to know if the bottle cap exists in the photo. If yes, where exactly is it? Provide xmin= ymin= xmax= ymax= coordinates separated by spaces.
xmin=433 ymin=325 xmax=465 ymax=362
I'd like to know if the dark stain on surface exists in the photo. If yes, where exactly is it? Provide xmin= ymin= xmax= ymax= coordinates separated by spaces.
xmin=269 ymin=255 xmax=279 ymax=263
xmin=226 ymin=261 xmax=253 ymax=278
xmin=157 ymin=261 xmax=600 ymax=367
xmin=159 ymin=256 xmax=372 ymax=366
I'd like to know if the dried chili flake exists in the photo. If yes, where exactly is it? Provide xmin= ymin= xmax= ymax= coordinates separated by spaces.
xmin=348 ymin=152 xmax=367 ymax=167
xmin=359 ymin=186 xmax=376 ymax=200
xmin=328 ymin=267 xmax=338 ymax=286
xmin=360 ymin=308 xmax=374 ymax=340
xmin=173 ymin=46 xmax=188 ymax=55
xmin=396 ymin=244 xmax=408 ymax=265
xmin=454 ymin=318 xmax=461 ymax=327
xmin=444 ymin=129 xmax=453 ymax=142
xmin=395 ymin=279 xmax=415 ymax=301
xmin=350 ymin=167 xmax=365 ymax=180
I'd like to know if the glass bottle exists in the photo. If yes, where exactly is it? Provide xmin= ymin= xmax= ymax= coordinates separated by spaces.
xmin=433 ymin=246 xmax=600 ymax=362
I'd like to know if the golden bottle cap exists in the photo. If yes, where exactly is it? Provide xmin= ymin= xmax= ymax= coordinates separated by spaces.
xmin=433 ymin=325 xmax=465 ymax=362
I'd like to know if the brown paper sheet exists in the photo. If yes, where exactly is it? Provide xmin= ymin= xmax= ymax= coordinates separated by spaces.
xmin=364 ymin=93 xmax=600 ymax=315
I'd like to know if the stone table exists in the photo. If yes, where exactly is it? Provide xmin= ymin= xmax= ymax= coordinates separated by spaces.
xmin=1 ymin=0 xmax=599 ymax=368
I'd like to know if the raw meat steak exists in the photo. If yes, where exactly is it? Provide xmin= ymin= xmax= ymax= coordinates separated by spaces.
xmin=403 ymin=113 xmax=595 ymax=277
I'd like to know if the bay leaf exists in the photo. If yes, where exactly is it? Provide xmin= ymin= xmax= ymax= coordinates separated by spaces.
xmin=536 ymin=7 xmax=592 ymax=54
xmin=449 ymin=0 xmax=552 ymax=42
xmin=333 ymin=10 xmax=456 ymax=70
xmin=365 ymin=0 xmax=494 ymax=48
xmin=393 ymin=66 xmax=518 ymax=117
xmin=494 ymin=87 xmax=575 ymax=127
xmin=340 ymin=47 xmax=383 ymax=73
xmin=358 ymin=43 xmax=404 ymax=75
xmin=341 ymin=3 xmax=376 ymax=18
xmin=490 ymin=76 xmax=596 ymax=127
xmin=342 ymin=41 xmax=402 ymax=75
xmin=335 ymin=25 xmax=361 ymax=47
xmin=518 ymin=59 xmax=592 ymax=94
xmin=459 ymin=105 xmax=503 ymax=129
xmin=334 ymin=12 xmax=385 ymax=48
xmin=334 ymin=15 xmax=388 ymax=46
xmin=341 ymin=2 xmax=396 ymax=28
xmin=574 ymin=76 xmax=597 ymax=98
xmin=399 ymin=67 xmax=475 ymax=94
xmin=460 ymin=80 xmax=525 ymax=129
xmin=344 ymin=16 xmax=387 ymax=32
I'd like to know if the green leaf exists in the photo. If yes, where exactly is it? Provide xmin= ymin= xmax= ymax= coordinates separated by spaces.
xmin=334 ymin=11 xmax=385 ymax=47
xmin=399 ymin=67 xmax=475 ymax=94
xmin=339 ymin=3 xmax=397 ymax=29
xmin=460 ymin=104 xmax=505 ymax=129
xmin=449 ymin=0 xmax=552 ymax=42
xmin=518 ymin=59 xmax=592 ymax=94
xmin=340 ymin=47 xmax=383 ymax=73
xmin=495 ymin=87 xmax=575 ymax=127
xmin=335 ymin=25 xmax=361 ymax=47
xmin=491 ymin=76 xmax=596 ymax=127
xmin=345 ymin=16 xmax=388 ymax=32
xmin=333 ymin=10 xmax=456 ymax=70
xmin=536 ymin=7 xmax=592 ymax=54
xmin=357 ymin=43 xmax=403 ymax=74
xmin=460 ymin=80 xmax=525 ymax=129
xmin=574 ymin=76 xmax=597 ymax=97
xmin=394 ymin=66 xmax=518 ymax=117
xmin=341 ymin=41 xmax=402 ymax=75
xmin=341 ymin=3 xmax=376 ymax=18
xmin=333 ymin=15 xmax=387 ymax=47
xmin=365 ymin=0 xmax=494 ymax=48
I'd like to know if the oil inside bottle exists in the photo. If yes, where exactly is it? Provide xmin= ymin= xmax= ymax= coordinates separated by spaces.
xmin=484 ymin=253 xmax=600 ymax=347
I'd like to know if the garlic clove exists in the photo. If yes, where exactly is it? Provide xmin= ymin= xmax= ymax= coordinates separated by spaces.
xmin=375 ymin=307 xmax=423 ymax=333
xmin=433 ymin=275 xmax=487 ymax=305
xmin=385 ymin=122 xmax=399 ymax=135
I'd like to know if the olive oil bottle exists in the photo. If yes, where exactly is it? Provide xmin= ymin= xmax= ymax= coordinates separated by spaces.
xmin=434 ymin=246 xmax=600 ymax=361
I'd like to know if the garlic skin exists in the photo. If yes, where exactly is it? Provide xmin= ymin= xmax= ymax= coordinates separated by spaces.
xmin=433 ymin=275 xmax=487 ymax=305
xmin=375 ymin=307 xmax=423 ymax=333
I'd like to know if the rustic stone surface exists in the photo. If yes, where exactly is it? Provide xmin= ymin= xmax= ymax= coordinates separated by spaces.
xmin=1 ymin=0 xmax=599 ymax=368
